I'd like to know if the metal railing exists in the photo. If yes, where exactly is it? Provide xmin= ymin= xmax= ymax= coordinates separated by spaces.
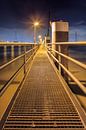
xmin=46 ymin=42 xmax=86 ymax=94
xmin=0 ymin=42 xmax=39 ymax=95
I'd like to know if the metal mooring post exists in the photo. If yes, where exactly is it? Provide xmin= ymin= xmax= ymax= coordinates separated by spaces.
xmin=51 ymin=21 xmax=69 ymax=80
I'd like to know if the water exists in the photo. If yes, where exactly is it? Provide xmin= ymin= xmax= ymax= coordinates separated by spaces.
xmin=0 ymin=46 xmax=31 ymax=66
xmin=0 ymin=45 xmax=86 ymax=65
xmin=0 ymin=45 xmax=32 ymax=92
xmin=68 ymin=46 xmax=86 ymax=81
xmin=69 ymin=46 xmax=86 ymax=63
xmin=68 ymin=46 xmax=86 ymax=111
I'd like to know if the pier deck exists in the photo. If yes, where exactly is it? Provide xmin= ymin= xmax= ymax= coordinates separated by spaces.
xmin=2 ymin=45 xmax=86 ymax=130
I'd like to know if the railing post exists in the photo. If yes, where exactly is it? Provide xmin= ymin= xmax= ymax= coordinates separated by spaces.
xmin=58 ymin=45 xmax=61 ymax=74
xmin=24 ymin=45 xmax=26 ymax=74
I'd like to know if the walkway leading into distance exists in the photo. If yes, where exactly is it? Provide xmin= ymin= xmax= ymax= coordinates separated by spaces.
xmin=2 ymin=45 xmax=86 ymax=130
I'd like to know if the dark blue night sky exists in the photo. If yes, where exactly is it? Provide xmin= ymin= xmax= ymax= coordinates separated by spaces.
xmin=0 ymin=0 xmax=86 ymax=42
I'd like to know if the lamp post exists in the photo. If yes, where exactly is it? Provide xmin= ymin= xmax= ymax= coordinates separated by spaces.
xmin=34 ymin=22 xmax=39 ymax=43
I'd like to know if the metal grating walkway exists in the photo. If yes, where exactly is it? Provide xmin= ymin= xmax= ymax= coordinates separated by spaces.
xmin=2 ymin=45 xmax=86 ymax=130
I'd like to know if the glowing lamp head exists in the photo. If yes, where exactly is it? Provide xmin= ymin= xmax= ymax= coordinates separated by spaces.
xmin=34 ymin=22 xmax=39 ymax=26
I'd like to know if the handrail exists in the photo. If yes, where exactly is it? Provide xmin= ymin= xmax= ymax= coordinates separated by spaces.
xmin=0 ymin=45 xmax=39 ymax=94
xmin=47 ymin=50 xmax=86 ymax=94
xmin=47 ymin=46 xmax=86 ymax=70
xmin=0 ymin=63 xmax=24 ymax=95
xmin=0 ymin=46 xmax=37 ymax=70
xmin=47 ymin=41 xmax=86 ymax=45
xmin=0 ymin=53 xmax=25 ymax=70
xmin=46 ymin=43 xmax=86 ymax=94
xmin=0 ymin=42 xmax=39 ymax=46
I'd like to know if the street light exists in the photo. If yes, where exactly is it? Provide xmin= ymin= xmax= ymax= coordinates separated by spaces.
xmin=34 ymin=22 xmax=39 ymax=26
xmin=34 ymin=22 xmax=39 ymax=43
xmin=38 ymin=35 xmax=42 ymax=39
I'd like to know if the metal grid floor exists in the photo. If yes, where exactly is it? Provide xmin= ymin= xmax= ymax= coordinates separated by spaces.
xmin=2 ymin=46 xmax=86 ymax=130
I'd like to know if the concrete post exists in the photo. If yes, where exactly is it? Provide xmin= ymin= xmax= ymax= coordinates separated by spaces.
xmin=4 ymin=46 xmax=7 ymax=58
xmin=18 ymin=45 xmax=21 ymax=55
xmin=51 ymin=21 xmax=69 ymax=80
xmin=3 ymin=46 xmax=7 ymax=62
xmin=11 ymin=45 xmax=14 ymax=58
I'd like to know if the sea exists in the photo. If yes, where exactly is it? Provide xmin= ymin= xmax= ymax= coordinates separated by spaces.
xmin=68 ymin=46 xmax=86 ymax=63
xmin=0 ymin=45 xmax=86 ymax=65
xmin=0 ymin=46 xmax=31 ymax=65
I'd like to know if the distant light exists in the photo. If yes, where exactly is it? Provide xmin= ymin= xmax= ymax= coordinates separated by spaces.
xmin=38 ymin=35 xmax=41 ymax=39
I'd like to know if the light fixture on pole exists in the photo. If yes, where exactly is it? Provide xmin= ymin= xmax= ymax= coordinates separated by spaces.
xmin=38 ymin=35 xmax=42 ymax=39
xmin=34 ymin=22 xmax=39 ymax=43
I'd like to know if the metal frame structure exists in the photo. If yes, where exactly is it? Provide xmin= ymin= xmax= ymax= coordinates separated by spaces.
xmin=0 ymin=42 xmax=39 ymax=95
xmin=46 ymin=42 xmax=86 ymax=94
xmin=1 ymin=44 xmax=86 ymax=130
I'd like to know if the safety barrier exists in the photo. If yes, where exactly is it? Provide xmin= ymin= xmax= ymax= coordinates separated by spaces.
xmin=0 ymin=42 xmax=39 ymax=95
xmin=46 ymin=42 xmax=86 ymax=94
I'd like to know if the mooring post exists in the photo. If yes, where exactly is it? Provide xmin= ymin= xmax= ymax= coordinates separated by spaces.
xmin=51 ymin=21 xmax=69 ymax=81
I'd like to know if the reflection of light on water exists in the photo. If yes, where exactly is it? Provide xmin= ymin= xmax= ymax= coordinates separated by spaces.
xmin=0 ymin=46 xmax=31 ymax=66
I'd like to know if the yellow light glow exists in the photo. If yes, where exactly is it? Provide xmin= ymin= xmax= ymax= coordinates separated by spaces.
xmin=38 ymin=35 xmax=41 ymax=39
xmin=34 ymin=22 xmax=39 ymax=26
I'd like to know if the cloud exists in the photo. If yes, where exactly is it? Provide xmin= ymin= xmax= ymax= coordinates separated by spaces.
xmin=74 ymin=21 xmax=86 ymax=26
xmin=69 ymin=24 xmax=86 ymax=41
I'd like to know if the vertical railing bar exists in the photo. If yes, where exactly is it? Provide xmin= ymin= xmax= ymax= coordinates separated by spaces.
xmin=58 ymin=45 xmax=61 ymax=74
xmin=47 ymin=46 xmax=86 ymax=70
xmin=24 ymin=45 xmax=26 ymax=74
xmin=0 ymin=44 xmax=39 ymax=94
xmin=47 ymin=50 xmax=86 ymax=94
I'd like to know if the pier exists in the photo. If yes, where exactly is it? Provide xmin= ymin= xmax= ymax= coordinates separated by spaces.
xmin=0 ymin=21 xmax=86 ymax=130
xmin=0 ymin=43 xmax=86 ymax=130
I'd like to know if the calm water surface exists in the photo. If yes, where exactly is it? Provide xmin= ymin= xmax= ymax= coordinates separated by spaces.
xmin=0 ymin=46 xmax=31 ymax=66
